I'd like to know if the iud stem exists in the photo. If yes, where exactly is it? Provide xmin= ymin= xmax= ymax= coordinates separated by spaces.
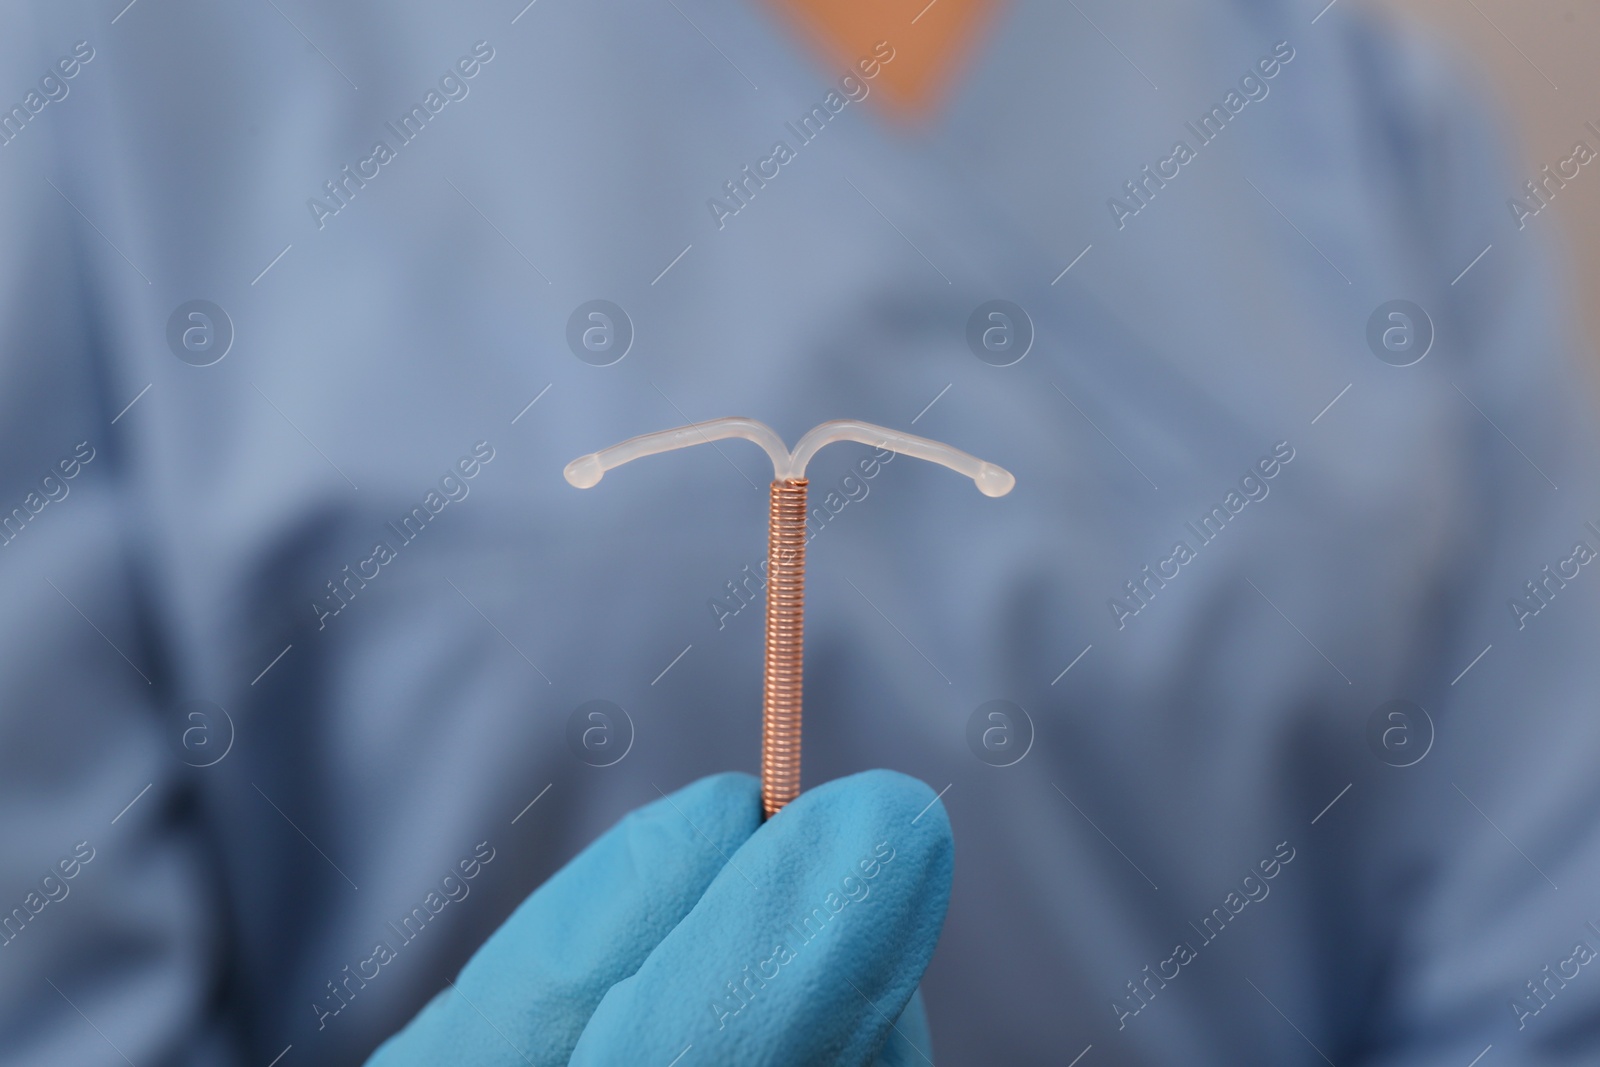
xmin=761 ymin=478 xmax=807 ymax=818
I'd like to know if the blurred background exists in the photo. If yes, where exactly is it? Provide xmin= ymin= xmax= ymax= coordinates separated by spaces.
xmin=6 ymin=1 xmax=1600 ymax=1064
xmin=1371 ymin=0 xmax=1600 ymax=358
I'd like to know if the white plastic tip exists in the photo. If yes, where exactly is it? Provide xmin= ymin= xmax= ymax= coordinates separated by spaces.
xmin=564 ymin=454 xmax=605 ymax=489
xmin=975 ymin=462 xmax=1016 ymax=498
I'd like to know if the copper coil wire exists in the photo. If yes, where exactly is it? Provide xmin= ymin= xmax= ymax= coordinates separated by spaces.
xmin=762 ymin=478 xmax=808 ymax=818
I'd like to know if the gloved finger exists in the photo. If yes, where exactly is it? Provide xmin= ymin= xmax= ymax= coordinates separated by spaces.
xmin=365 ymin=772 xmax=762 ymax=1066
xmin=570 ymin=769 xmax=954 ymax=1066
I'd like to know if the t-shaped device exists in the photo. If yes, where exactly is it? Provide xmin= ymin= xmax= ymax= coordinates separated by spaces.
xmin=566 ymin=418 xmax=1015 ymax=817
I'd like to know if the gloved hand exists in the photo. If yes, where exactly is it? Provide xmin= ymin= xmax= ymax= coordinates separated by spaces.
xmin=364 ymin=769 xmax=953 ymax=1066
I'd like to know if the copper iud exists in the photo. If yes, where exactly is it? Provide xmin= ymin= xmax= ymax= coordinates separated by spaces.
xmin=565 ymin=419 xmax=1014 ymax=818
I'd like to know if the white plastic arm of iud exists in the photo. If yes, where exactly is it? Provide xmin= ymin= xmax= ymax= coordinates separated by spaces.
xmin=564 ymin=417 xmax=1015 ymax=497
xmin=787 ymin=419 xmax=1015 ymax=496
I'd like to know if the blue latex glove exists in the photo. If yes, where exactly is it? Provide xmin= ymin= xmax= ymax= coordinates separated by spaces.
xmin=364 ymin=770 xmax=953 ymax=1066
